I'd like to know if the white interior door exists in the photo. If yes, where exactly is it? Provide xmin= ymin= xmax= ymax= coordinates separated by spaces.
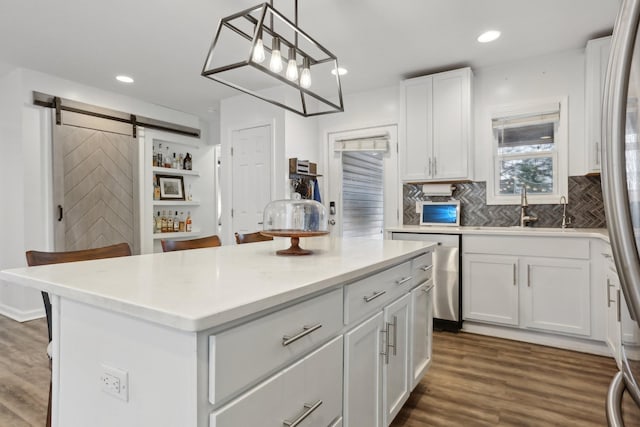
xmin=231 ymin=125 xmax=272 ymax=235
xmin=326 ymin=125 xmax=399 ymax=238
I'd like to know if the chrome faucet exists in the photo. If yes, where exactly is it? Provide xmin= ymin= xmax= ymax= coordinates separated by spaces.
xmin=520 ymin=187 xmax=538 ymax=227
xmin=560 ymin=196 xmax=571 ymax=229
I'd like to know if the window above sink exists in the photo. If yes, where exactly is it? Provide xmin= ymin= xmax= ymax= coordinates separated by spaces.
xmin=487 ymin=98 xmax=568 ymax=205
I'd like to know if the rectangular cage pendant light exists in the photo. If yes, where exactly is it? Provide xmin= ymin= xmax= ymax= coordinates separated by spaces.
xmin=201 ymin=2 xmax=344 ymax=117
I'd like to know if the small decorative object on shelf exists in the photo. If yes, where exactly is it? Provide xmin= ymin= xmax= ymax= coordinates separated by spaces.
xmin=261 ymin=195 xmax=328 ymax=256
xmin=183 ymin=153 xmax=193 ymax=170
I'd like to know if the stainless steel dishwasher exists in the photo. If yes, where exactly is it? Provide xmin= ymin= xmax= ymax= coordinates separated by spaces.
xmin=391 ymin=232 xmax=461 ymax=331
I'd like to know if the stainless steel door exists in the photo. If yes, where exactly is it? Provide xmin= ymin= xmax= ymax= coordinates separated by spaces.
xmin=602 ymin=0 xmax=640 ymax=423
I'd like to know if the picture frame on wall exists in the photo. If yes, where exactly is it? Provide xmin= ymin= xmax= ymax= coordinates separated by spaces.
xmin=157 ymin=175 xmax=185 ymax=200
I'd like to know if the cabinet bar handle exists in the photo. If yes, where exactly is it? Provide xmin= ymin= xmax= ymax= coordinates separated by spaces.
xmin=380 ymin=327 xmax=389 ymax=364
xmin=607 ymin=278 xmax=614 ymax=308
xmin=527 ymin=265 xmax=531 ymax=287
xmin=602 ymin=253 xmax=613 ymax=259
xmin=513 ymin=264 xmax=516 ymax=286
xmin=428 ymin=157 xmax=432 ymax=176
xmin=364 ymin=290 xmax=386 ymax=303
xmin=283 ymin=400 xmax=323 ymax=427
xmin=419 ymin=265 xmax=433 ymax=272
xmin=282 ymin=324 xmax=322 ymax=347
xmin=395 ymin=276 xmax=412 ymax=285
xmin=595 ymin=141 xmax=600 ymax=166
xmin=434 ymin=158 xmax=437 ymax=176
xmin=617 ymin=289 xmax=621 ymax=322
xmin=392 ymin=315 xmax=397 ymax=356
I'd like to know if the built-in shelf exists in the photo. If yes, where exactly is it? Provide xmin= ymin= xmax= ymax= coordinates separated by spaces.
xmin=153 ymin=200 xmax=200 ymax=206
xmin=153 ymin=166 xmax=200 ymax=176
xmin=153 ymin=230 xmax=202 ymax=240
xmin=289 ymin=172 xmax=322 ymax=179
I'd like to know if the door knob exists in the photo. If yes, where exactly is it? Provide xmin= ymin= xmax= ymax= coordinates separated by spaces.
xmin=329 ymin=219 xmax=336 ymax=225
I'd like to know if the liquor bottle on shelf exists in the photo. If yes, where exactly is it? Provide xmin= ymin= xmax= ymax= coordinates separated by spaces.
xmin=187 ymin=184 xmax=193 ymax=201
xmin=179 ymin=211 xmax=185 ymax=232
xmin=172 ymin=153 xmax=178 ymax=169
xmin=153 ymin=175 xmax=160 ymax=200
xmin=164 ymin=147 xmax=171 ymax=168
xmin=186 ymin=211 xmax=192 ymax=232
xmin=155 ymin=211 xmax=161 ymax=234
xmin=173 ymin=211 xmax=180 ymax=232
xmin=157 ymin=143 xmax=163 ymax=168
xmin=152 ymin=143 xmax=158 ymax=167
xmin=183 ymin=153 xmax=192 ymax=170
xmin=167 ymin=212 xmax=174 ymax=232
xmin=161 ymin=210 xmax=167 ymax=233
xmin=178 ymin=153 xmax=184 ymax=170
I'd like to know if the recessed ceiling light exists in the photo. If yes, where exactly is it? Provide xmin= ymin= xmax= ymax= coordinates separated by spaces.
xmin=477 ymin=30 xmax=501 ymax=43
xmin=331 ymin=67 xmax=348 ymax=76
xmin=116 ymin=75 xmax=134 ymax=83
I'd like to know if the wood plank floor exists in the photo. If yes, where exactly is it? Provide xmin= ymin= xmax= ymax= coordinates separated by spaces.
xmin=1 ymin=315 xmax=639 ymax=426
xmin=392 ymin=331 xmax=640 ymax=427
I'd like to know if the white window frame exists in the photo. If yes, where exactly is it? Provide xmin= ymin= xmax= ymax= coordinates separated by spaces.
xmin=486 ymin=97 xmax=568 ymax=205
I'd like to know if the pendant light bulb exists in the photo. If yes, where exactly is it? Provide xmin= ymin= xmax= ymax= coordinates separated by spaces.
xmin=300 ymin=57 xmax=311 ymax=88
xmin=286 ymin=47 xmax=298 ymax=81
xmin=269 ymin=37 xmax=283 ymax=73
xmin=252 ymin=36 xmax=265 ymax=63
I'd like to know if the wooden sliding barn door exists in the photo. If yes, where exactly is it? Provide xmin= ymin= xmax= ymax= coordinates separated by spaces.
xmin=52 ymin=122 xmax=139 ymax=253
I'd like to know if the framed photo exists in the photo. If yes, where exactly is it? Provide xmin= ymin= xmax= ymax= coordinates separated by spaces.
xmin=157 ymin=175 xmax=185 ymax=200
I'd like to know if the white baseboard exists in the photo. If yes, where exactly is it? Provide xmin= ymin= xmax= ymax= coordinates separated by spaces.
xmin=0 ymin=302 xmax=45 ymax=322
xmin=462 ymin=322 xmax=612 ymax=357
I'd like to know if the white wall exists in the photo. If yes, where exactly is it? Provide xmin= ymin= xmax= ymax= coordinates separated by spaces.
xmin=473 ymin=48 xmax=587 ymax=180
xmin=0 ymin=66 xmax=211 ymax=321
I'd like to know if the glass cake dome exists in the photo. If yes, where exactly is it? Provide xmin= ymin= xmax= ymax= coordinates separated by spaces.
xmin=261 ymin=197 xmax=328 ymax=255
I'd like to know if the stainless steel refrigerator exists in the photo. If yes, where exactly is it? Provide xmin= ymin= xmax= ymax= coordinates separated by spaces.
xmin=603 ymin=0 xmax=640 ymax=424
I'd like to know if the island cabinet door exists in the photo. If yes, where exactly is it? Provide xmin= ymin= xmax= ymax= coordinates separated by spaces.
xmin=344 ymin=311 xmax=384 ymax=427
xmin=210 ymin=336 xmax=343 ymax=427
xmin=382 ymin=293 xmax=411 ymax=426
xmin=462 ymin=254 xmax=519 ymax=326
xmin=410 ymin=280 xmax=433 ymax=389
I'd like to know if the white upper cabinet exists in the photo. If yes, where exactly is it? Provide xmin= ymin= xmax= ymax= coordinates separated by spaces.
xmin=400 ymin=67 xmax=473 ymax=182
xmin=585 ymin=36 xmax=612 ymax=173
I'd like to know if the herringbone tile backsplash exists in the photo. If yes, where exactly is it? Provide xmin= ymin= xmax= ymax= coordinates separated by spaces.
xmin=403 ymin=176 xmax=606 ymax=228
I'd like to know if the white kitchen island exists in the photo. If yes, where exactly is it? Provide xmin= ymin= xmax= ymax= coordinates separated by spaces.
xmin=0 ymin=237 xmax=435 ymax=427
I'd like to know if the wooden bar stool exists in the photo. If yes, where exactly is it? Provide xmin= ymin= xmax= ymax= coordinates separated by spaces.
xmin=160 ymin=235 xmax=221 ymax=252
xmin=235 ymin=231 xmax=273 ymax=244
xmin=25 ymin=242 xmax=132 ymax=427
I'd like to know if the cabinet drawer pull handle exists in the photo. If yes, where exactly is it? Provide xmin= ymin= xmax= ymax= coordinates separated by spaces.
xmin=419 ymin=265 xmax=433 ymax=272
xmin=283 ymin=400 xmax=323 ymax=427
xmin=527 ymin=265 xmax=531 ymax=287
xmin=364 ymin=290 xmax=386 ymax=303
xmin=617 ymin=289 xmax=621 ymax=322
xmin=282 ymin=323 xmax=322 ymax=346
xmin=395 ymin=276 xmax=412 ymax=285
xmin=513 ymin=264 xmax=516 ymax=286
xmin=602 ymin=253 xmax=613 ymax=259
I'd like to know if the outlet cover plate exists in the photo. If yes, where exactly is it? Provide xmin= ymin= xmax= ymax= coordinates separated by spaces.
xmin=100 ymin=364 xmax=128 ymax=401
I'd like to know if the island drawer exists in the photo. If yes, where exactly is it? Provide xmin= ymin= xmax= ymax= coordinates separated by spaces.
xmin=210 ymin=336 xmax=343 ymax=427
xmin=344 ymin=260 xmax=412 ymax=325
xmin=411 ymin=251 xmax=433 ymax=285
xmin=209 ymin=288 xmax=343 ymax=404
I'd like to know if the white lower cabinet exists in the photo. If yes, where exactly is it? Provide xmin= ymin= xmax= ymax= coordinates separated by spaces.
xmin=211 ymin=336 xmax=343 ymax=427
xmin=344 ymin=312 xmax=384 ymax=427
xmin=410 ymin=280 xmax=433 ymax=388
xmin=522 ymin=257 xmax=590 ymax=336
xmin=463 ymin=254 xmax=519 ymax=326
xmin=606 ymin=264 xmax=622 ymax=366
xmin=463 ymin=235 xmax=592 ymax=339
xmin=383 ymin=293 xmax=411 ymax=425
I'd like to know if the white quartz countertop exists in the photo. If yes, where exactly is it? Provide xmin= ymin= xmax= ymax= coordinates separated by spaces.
xmin=387 ymin=225 xmax=609 ymax=241
xmin=0 ymin=237 xmax=434 ymax=332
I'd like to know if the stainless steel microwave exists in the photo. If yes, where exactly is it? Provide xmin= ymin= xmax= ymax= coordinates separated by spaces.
xmin=418 ymin=200 xmax=460 ymax=226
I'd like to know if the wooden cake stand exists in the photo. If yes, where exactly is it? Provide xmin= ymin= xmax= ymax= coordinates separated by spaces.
xmin=260 ymin=230 xmax=329 ymax=256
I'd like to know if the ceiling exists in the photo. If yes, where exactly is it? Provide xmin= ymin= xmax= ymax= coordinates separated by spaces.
xmin=0 ymin=0 xmax=620 ymax=120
